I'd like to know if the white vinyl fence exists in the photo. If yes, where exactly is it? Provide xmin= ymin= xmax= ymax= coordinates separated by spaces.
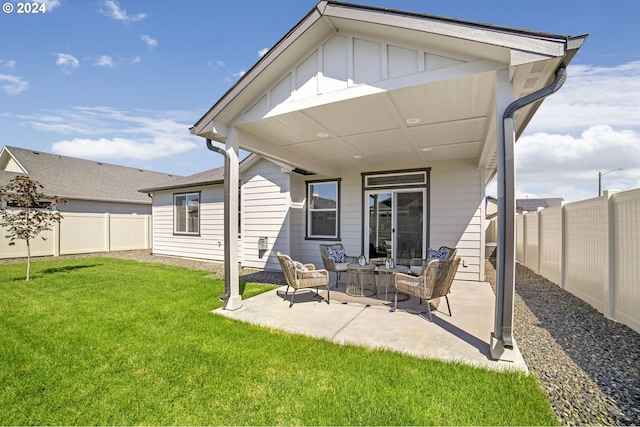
xmin=1 ymin=212 xmax=152 ymax=259
xmin=487 ymin=188 xmax=640 ymax=334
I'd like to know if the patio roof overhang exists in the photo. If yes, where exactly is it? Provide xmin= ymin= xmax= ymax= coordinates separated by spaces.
xmin=190 ymin=0 xmax=587 ymax=360
xmin=191 ymin=1 xmax=586 ymax=183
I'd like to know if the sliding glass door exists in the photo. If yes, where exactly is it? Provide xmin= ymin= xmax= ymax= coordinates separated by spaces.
xmin=365 ymin=189 xmax=425 ymax=264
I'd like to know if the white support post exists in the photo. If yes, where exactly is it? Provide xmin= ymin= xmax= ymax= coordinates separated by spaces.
xmin=491 ymin=70 xmax=517 ymax=361
xmin=224 ymin=129 xmax=242 ymax=311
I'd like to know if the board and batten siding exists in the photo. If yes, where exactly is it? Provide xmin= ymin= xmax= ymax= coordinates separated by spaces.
xmin=241 ymin=158 xmax=292 ymax=271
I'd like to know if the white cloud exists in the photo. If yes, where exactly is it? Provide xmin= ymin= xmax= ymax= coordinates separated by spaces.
xmin=95 ymin=55 xmax=114 ymax=67
xmin=100 ymin=0 xmax=146 ymax=24
xmin=42 ymin=0 xmax=61 ymax=11
xmin=140 ymin=35 xmax=157 ymax=49
xmin=56 ymin=53 xmax=79 ymax=73
xmin=131 ymin=56 xmax=141 ymax=64
xmin=513 ymin=126 xmax=640 ymax=201
xmin=0 ymin=74 xmax=28 ymax=95
xmin=0 ymin=59 xmax=16 ymax=69
xmin=12 ymin=106 xmax=200 ymax=161
xmin=207 ymin=60 xmax=225 ymax=71
xmin=258 ymin=48 xmax=269 ymax=57
xmin=52 ymin=136 xmax=194 ymax=160
xmin=507 ymin=61 xmax=640 ymax=202
xmin=526 ymin=61 xmax=640 ymax=134
xmin=233 ymin=69 xmax=246 ymax=79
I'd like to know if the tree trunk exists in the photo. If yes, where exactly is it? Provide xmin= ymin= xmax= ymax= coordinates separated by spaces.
xmin=26 ymin=239 xmax=31 ymax=281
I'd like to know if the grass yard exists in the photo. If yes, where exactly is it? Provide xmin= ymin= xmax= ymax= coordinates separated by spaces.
xmin=0 ymin=257 xmax=558 ymax=426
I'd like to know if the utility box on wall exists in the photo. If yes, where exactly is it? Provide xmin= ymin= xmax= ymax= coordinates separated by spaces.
xmin=258 ymin=237 xmax=268 ymax=251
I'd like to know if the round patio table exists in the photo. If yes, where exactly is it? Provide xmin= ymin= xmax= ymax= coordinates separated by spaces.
xmin=376 ymin=265 xmax=410 ymax=301
xmin=346 ymin=263 xmax=377 ymax=297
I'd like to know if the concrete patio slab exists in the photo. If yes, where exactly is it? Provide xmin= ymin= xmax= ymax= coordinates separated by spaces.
xmin=213 ymin=280 xmax=527 ymax=373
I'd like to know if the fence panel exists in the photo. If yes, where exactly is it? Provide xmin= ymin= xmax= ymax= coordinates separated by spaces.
xmin=0 ymin=225 xmax=54 ymax=258
xmin=1 ymin=213 xmax=151 ymax=259
xmin=488 ymin=189 xmax=639 ymax=333
xmin=612 ymin=189 xmax=640 ymax=332
xmin=523 ymin=210 xmax=539 ymax=273
xmin=516 ymin=214 xmax=525 ymax=262
xmin=538 ymin=206 xmax=563 ymax=285
xmin=109 ymin=214 xmax=150 ymax=251
xmin=563 ymin=197 xmax=607 ymax=313
xmin=59 ymin=213 xmax=107 ymax=255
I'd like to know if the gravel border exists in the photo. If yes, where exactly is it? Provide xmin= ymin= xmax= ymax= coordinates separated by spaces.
xmin=485 ymin=259 xmax=639 ymax=426
xmin=3 ymin=250 xmax=639 ymax=425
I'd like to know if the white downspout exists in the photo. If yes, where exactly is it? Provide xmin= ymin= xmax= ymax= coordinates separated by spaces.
xmin=491 ymin=66 xmax=567 ymax=359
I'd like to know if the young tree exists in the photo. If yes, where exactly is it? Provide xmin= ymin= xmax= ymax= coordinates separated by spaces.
xmin=0 ymin=175 xmax=65 ymax=281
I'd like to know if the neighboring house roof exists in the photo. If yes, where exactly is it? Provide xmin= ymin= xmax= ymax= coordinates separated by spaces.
xmin=0 ymin=146 xmax=179 ymax=204
xmin=138 ymin=167 xmax=225 ymax=193
xmin=516 ymin=197 xmax=564 ymax=213
xmin=485 ymin=196 xmax=564 ymax=217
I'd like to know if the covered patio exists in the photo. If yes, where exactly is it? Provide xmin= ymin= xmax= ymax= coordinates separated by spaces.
xmin=191 ymin=1 xmax=587 ymax=362
xmin=214 ymin=277 xmax=527 ymax=372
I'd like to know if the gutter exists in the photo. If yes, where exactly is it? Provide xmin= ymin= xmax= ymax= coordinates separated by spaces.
xmin=494 ymin=66 xmax=567 ymax=350
xmin=206 ymin=139 xmax=231 ymax=303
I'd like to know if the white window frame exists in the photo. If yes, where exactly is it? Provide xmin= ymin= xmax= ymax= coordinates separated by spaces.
xmin=174 ymin=192 xmax=200 ymax=235
xmin=306 ymin=179 xmax=340 ymax=239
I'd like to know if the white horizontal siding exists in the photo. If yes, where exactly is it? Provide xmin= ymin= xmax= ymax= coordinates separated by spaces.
xmin=151 ymin=186 xmax=227 ymax=261
xmin=295 ymin=161 xmax=484 ymax=282
xmin=241 ymin=158 xmax=291 ymax=271
xmin=430 ymin=161 xmax=484 ymax=281
xmin=149 ymin=158 xmax=485 ymax=283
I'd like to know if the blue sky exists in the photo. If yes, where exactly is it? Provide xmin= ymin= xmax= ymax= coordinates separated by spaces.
xmin=1 ymin=0 xmax=639 ymax=202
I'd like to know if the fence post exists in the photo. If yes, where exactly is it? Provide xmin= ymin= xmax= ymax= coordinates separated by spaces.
xmin=603 ymin=190 xmax=620 ymax=319
xmin=104 ymin=213 xmax=111 ymax=253
xmin=560 ymin=201 xmax=567 ymax=289
xmin=536 ymin=207 xmax=544 ymax=274
xmin=53 ymin=219 xmax=60 ymax=257
xmin=146 ymin=214 xmax=152 ymax=250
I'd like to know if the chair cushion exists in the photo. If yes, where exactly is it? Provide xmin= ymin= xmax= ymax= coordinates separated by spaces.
xmin=293 ymin=261 xmax=309 ymax=272
xmin=327 ymin=247 xmax=345 ymax=263
xmin=410 ymin=265 xmax=422 ymax=276
xmin=427 ymin=248 xmax=448 ymax=261
xmin=334 ymin=262 xmax=349 ymax=272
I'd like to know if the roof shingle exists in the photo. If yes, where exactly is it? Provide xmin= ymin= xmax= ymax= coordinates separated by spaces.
xmin=0 ymin=146 xmax=180 ymax=203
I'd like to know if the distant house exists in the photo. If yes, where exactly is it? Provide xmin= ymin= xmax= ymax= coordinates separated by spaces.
xmin=516 ymin=198 xmax=564 ymax=214
xmin=0 ymin=145 xmax=179 ymax=215
xmin=485 ymin=195 xmax=565 ymax=217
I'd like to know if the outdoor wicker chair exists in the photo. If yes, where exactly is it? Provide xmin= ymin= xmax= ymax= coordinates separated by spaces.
xmin=319 ymin=243 xmax=358 ymax=287
xmin=277 ymin=252 xmax=330 ymax=307
xmin=394 ymin=257 xmax=461 ymax=321
xmin=409 ymin=245 xmax=458 ymax=275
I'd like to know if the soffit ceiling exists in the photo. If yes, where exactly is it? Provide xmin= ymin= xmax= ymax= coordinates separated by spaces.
xmin=194 ymin=2 xmax=576 ymax=180
xmin=235 ymin=71 xmax=497 ymax=173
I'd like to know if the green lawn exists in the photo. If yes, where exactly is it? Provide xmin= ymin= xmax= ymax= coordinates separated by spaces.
xmin=0 ymin=257 xmax=558 ymax=426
